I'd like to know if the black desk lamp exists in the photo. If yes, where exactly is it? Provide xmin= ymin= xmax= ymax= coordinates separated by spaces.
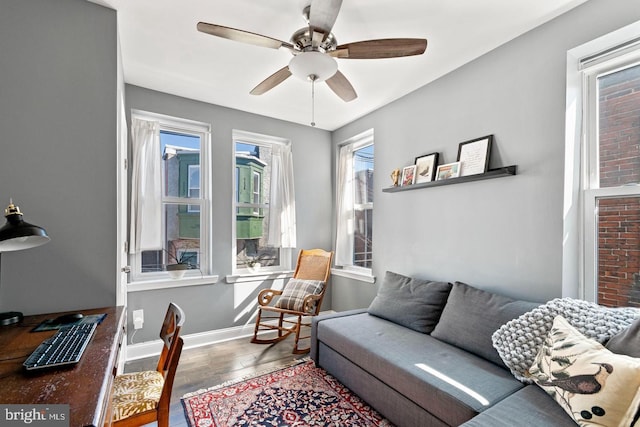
xmin=0 ymin=200 xmax=50 ymax=325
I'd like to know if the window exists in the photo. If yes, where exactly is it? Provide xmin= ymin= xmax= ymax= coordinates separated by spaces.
xmin=187 ymin=164 xmax=200 ymax=213
xmin=335 ymin=129 xmax=374 ymax=272
xmin=566 ymin=28 xmax=640 ymax=308
xmin=252 ymin=171 xmax=261 ymax=215
xmin=176 ymin=248 xmax=199 ymax=266
xmin=130 ymin=112 xmax=211 ymax=281
xmin=233 ymin=130 xmax=295 ymax=273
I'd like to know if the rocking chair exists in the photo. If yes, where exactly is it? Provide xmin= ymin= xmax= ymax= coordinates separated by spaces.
xmin=251 ymin=248 xmax=333 ymax=354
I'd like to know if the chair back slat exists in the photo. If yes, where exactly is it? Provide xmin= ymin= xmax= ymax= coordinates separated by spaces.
xmin=156 ymin=302 xmax=185 ymax=373
xmin=157 ymin=337 xmax=184 ymax=419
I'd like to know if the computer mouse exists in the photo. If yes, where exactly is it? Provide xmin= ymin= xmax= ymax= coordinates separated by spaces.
xmin=54 ymin=313 xmax=84 ymax=324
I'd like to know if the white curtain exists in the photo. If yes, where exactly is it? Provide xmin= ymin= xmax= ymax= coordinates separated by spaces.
xmin=267 ymin=143 xmax=297 ymax=248
xmin=335 ymin=143 xmax=354 ymax=266
xmin=129 ymin=117 xmax=162 ymax=253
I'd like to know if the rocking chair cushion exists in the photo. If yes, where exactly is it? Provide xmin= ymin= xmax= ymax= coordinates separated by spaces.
xmin=276 ymin=279 xmax=325 ymax=312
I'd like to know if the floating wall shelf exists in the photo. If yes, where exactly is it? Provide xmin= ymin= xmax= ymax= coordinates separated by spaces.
xmin=382 ymin=165 xmax=517 ymax=193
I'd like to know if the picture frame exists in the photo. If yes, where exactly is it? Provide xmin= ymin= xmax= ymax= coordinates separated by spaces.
xmin=456 ymin=135 xmax=493 ymax=176
xmin=400 ymin=165 xmax=417 ymax=186
xmin=414 ymin=152 xmax=439 ymax=184
xmin=435 ymin=162 xmax=461 ymax=181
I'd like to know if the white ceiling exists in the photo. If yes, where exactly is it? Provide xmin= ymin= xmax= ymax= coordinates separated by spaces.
xmin=94 ymin=0 xmax=589 ymax=130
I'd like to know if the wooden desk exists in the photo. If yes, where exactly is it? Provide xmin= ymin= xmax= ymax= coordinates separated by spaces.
xmin=0 ymin=306 xmax=125 ymax=427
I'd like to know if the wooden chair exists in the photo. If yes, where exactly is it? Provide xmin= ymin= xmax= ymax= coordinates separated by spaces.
xmin=111 ymin=303 xmax=185 ymax=427
xmin=251 ymin=249 xmax=333 ymax=354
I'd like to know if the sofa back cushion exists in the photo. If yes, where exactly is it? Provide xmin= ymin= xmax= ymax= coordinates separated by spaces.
xmin=431 ymin=281 xmax=539 ymax=366
xmin=605 ymin=316 xmax=640 ymax=357
xmin=368 ymin=271 xmax=452 ymax=333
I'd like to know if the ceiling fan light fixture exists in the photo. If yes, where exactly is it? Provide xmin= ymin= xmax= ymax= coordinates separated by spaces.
xmin=289 ymin=51 xmax=337 ymax=82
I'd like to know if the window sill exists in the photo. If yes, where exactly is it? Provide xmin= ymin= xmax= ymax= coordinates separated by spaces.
xmin=128 ymin=275 xmax=219 ymax=292
xmin=225 ymin=270 xmax=294 ymax=284
xmin=331 ymin=268 xmax=376 ymax=284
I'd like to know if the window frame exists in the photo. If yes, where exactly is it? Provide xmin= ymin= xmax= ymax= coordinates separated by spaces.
xmin=232 ymin=129 xmax=292 ymax=275
xmin=563 ymin=22 xmax=640 ymax=303
xmin=129 ymin=110 xmax=212 ymax=283
xmin=334 ymin=129 xmax=374 ymax=278
xmin=582 ymin=55 xmax=640 ymax=302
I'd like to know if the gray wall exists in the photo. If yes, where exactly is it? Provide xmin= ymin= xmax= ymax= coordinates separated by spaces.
xmin=330 ymin=0 xmax=640 ymax=310
xmin=125 ymin=85 xmax=333 ymax=342
xmin=0 ymin=0 xmax=118 ymax=314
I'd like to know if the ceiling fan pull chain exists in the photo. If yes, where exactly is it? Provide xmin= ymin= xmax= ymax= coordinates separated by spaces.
xmin=310 ymin=74 xmax=316 ymax=127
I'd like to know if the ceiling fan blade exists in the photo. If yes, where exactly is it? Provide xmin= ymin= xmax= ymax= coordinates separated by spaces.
xmin=250 ymin=66 xmax=293 ymax=95
xmin=309 ymin=0 xmax=343 ymax=43
xmin=331 ymin=38 xmax=427 ymax=59
xmin=197 ymin=22 xmax=294 ymax=50
xmin=325 ymin=70 xmax=357 ymax=102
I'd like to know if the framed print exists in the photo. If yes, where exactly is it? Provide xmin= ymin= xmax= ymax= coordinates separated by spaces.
xmin=390 ymin=168 xmax=401 ymax=187
xmin=414 ymin=152 xmax=439 ymax=184
xmin=401 ymin=165 xmax=417 ymax=186
xmin=435 ymin=162 xmax=461 ymax=181
xmin=457 ymin=135 xmax=493 ymax=176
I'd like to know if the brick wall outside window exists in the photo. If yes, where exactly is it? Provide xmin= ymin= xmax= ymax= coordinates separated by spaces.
xmin=599 ymin=65 xmax=640 ymax=187
xmin=598 ymin=197 xmax=640 ymax=308
xmin=597 ymin=65 xmax=640 ymax=307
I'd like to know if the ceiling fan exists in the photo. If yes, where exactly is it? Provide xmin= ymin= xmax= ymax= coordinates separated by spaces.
xmin=197 ymin=0 xmax=428 ymax=104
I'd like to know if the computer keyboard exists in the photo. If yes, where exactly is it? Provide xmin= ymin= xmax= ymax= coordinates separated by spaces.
xmin=23 ymin=323 xmax=97 ymax=371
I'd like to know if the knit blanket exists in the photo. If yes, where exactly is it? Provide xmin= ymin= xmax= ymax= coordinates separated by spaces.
xmin=492 ymin=297 xmax=640 ymax=383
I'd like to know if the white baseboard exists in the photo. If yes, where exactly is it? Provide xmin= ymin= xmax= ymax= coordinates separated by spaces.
xmin=125 ymin=310 xmax=336 ymax=362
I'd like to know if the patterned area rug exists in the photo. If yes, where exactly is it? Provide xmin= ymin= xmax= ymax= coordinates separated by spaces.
xmin=181 ymin=358 xmax=393 ymax=427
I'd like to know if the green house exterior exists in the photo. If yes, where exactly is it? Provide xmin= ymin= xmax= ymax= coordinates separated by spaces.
xmin=175 ymin=151 xmax=266 ymax=241
xmin=236 ymin=154 xmax=266 ymax=240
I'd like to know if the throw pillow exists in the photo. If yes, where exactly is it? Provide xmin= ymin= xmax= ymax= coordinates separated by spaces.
xmin=492 ymin=297 xmax=640 ymax=383
xmin=529 ymin=315 xmax=640 ymax=427
xmin=367 ymin=271 xmax=452 ymax=333
xmin=606 ymin=316 xmax=640 ymax=357
xmin=430 ymin=281 xmax=539 ymax=366
xmin=275 ymin=279 xmax=325 ymax=312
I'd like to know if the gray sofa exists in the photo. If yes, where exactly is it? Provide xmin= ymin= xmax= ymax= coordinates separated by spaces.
xmin=310 ymin=272 xmax=639 ymax=426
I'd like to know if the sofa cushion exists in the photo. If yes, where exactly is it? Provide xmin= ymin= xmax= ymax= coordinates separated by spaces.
xmin=318 ymin=344 xmax=449 ymax=427
xmin=315 ymin=312 xmax=525 ymax=426
xmin=367 ymin=271 xmax=452 ymax=333
xmin=492 ymin=297 xmax=640 ymax=382
xmin=459 ymin=386 xmax=576 ymax=427
xmin=529 ymin=316 xmax=640 ymax=427
xmin=606 ymin=316 xmax=640 ymax=357
xmin=430 ymin=281 xmax=539 ymax=367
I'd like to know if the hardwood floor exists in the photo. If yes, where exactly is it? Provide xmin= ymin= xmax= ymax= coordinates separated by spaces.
xmin=124 ymin=333 xmax=308 ymax=427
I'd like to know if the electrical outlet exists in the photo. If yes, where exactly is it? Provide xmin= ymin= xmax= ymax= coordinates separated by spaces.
xmin=132 ymin=309 xmax=144 ymax=330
